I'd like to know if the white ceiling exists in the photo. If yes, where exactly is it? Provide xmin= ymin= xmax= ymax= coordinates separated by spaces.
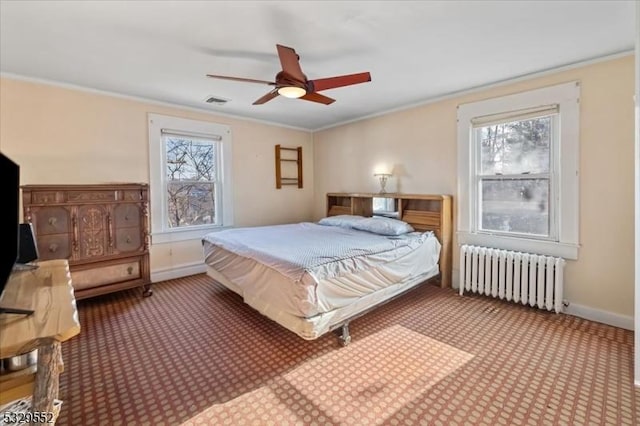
xmin=0 ymin=1 xmax=635 ymax=131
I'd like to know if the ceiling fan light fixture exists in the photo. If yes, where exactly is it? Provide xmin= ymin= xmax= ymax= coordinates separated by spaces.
xmin=277 ymin=86 xmax=306 ymax=99
xmin=207 ymin=44 xmax=370 ymax=105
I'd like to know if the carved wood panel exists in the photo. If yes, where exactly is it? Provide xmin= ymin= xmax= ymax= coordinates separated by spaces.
xmin=76 ymin=205 xmax=109 ymax=258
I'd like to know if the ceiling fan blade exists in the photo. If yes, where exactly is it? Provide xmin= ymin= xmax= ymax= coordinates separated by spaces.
xmin=308 ymin=72 xmax=371 ymax=92
xmin=206 ymin=74 xmax=275 ymax=85
xmin=300 ymin=92 xmax=335 ymax=105
xmin=276 ymin=44 xmax=306 ymax=82
xmin=253 ymin=89 xmax=280 ymax=105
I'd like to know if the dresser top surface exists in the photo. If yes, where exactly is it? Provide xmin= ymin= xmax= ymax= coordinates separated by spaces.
xmin=22 ymin=183 xmax=148 ymax=190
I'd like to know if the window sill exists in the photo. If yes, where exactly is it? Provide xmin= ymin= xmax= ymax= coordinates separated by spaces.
xmin=457 ymin=232 xmax=579 ymax=260
xmin=151 ymin=225 xmax=232 ymax=244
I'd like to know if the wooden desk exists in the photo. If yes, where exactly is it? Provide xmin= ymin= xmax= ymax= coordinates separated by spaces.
xmin=0 ymin=259 xmax=80 ymax=422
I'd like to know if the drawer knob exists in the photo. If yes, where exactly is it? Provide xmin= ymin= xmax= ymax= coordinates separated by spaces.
xmin=49 ymin=243 xmax=58 ymax=253
xmin=126 ymin=235 xmax=132 ymax=243
xmin=127 ymin=266 xmax=133 ymax=275
xmin=48 ymin=217 xmax=57 ymax=226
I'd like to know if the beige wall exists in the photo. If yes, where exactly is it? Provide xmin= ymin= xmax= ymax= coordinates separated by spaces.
xmin=1 ymin=56 xmax=634 ymax=319
xmin=0 ymin=77 xmax=314 ymax=276
xmin=313 ymin=55 xmax=636 ymax=320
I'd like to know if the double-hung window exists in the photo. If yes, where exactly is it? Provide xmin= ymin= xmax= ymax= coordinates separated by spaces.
xmin=148 ymin=114 xmax=233 ymax=243
xmin=163 ymin=131 xmax=219 ymax=228
xmin=457 ymin=81 xmax=580 ymax=259
xmin=473 ymin=106 xmax=557 ymax=239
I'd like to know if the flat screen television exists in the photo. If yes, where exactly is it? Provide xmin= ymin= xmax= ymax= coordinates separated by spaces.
xmin=0 ymin=152 xmax=34 ymax=315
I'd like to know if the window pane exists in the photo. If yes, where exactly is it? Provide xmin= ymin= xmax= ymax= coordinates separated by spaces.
xmin=373 ymin=197 xmax=396 ymax=213
xmin=480 ymin=178 xmax=549 ymax=236
xmin=479 ymin=116 xmax=552 ymax=175
xmin=165 ymin=137 xmax=216 ymax=181
xmin=166 ymin=182 xmax=215 ymax=228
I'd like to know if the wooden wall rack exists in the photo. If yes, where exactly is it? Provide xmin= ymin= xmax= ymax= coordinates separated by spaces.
xmin=275 ymin=145 xmax=302 ymax=189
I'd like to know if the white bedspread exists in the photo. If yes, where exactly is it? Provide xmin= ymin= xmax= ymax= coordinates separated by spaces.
xmin=202 ymin=222 xmax=429 ymax=281
xmin=203 ymin=223 xmax=440 ymax=318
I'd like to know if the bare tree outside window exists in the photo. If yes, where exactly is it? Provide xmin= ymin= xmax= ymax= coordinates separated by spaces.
xmin=165 ymin=137 xmax=216 ymax=228
xmin=477 ymin=115 xmax=552 ymax=237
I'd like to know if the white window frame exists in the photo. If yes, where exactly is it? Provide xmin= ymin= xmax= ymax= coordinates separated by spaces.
xmin=148 ymin=113 xmax=233 ymax=244
xmin=473 ymin=107 xmax=558 ymax=240
xmin=163 ymin=131 xmax=221 ymax=226
xmin=457 ymin=81 xmax=580 ymax=260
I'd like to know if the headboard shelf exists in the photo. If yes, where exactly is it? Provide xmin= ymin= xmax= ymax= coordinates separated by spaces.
xmin=326 ymin=192 xmax=452 ymax=288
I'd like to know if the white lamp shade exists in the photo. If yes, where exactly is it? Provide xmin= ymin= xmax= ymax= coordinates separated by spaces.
xmin=373 ymin=164 xmax=392 ymax=176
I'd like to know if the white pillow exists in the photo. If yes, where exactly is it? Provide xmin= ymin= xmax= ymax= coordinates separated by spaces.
xmin=352 ymin=216 xmax=415 ymax=236
xmin=318 ymin=215 xmax=366 ymax=228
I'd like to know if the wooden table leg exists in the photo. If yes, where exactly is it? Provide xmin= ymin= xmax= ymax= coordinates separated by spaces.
xmin=32 ymin=339 xmax=62 ymax=424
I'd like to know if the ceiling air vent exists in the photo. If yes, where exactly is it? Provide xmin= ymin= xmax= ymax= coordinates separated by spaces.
xmin=204 ymin=95 xmax=229 ymax=106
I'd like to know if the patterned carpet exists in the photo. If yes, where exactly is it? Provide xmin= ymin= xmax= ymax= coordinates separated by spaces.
xmin=182 ymin=325 xmax=473 ymax=425
xmin=57 ymin=273 xmax=639 ymax=425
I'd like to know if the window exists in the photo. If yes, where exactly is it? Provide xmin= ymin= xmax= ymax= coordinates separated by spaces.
xmin=149 ymin=114 xmax=233 ymax=243
xmin=372 ymin=197 xmax=397 ymax=217
xmin=164 ymin=132 xmax=218 ymax=228
xmin=475 ymin=107 xmax=556 ymax=239
xmin=457 ymin=81 xmax=579 ymax=259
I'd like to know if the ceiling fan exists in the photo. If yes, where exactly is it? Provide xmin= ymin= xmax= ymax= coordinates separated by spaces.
xmin=206 ymin=44 xmax=371 ymax=105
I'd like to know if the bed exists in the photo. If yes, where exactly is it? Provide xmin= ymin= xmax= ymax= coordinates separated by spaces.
xmin=202 ymin=193 xmax=452 ymax=345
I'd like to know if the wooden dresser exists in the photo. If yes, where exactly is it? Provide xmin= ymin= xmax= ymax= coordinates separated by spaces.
xmin=21 ymin=184 xmax=152 ymax=300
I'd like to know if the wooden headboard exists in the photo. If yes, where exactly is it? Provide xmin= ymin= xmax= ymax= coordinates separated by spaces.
xmin=326 ymin=193 xmax=453 ymax=288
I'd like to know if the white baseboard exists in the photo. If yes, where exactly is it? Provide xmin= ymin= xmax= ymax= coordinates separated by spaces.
xmin=151 ymin=262 xmax=207 ymax=283
xmin=151 ymin=264 xmax=633 ymax=331
xmin=564 ymin=302 xmax=634 ymax=331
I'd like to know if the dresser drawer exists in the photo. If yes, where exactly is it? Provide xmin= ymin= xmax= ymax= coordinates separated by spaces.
xmin=32 ymin=207 xmax=70 ymax=235
xmin=71 ymin=259 xmax=141 ymax=290
xmin=113 ymin=203 xmax=141 ymax=228
xmin=122 ymin=190 xmax=143 ymax=202
xmin=37 ymin=234 xmax=72 ymax=260
xmin=29 ymin=191 xmax=64 ymax=205
xmin=114 ymin=227 xmax=142 ymax=252
xmin=67 ymin=190 xmax=117 ymax=203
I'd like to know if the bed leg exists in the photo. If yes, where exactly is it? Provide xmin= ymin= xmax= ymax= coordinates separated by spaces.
xmin=339 ymin=323 xmax=351 ymax=347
